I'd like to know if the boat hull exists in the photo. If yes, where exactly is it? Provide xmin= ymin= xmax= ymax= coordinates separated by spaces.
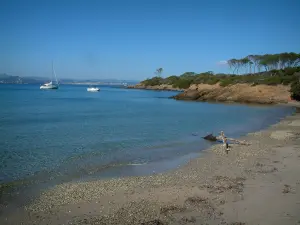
xmin=40 ymin=85 xmax=59 ymax=89
xmin=87 ymin=88 xmax=100 ymax=92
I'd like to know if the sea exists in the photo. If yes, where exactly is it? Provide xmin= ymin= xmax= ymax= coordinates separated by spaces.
xmin=0 ymin=84 xmax=295 ymax=187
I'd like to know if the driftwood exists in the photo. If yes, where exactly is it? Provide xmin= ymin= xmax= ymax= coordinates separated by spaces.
xmin=203 ymin=133 xmax=250 ymax=145
xmin=221 ymin=137 xmax=250 ymax=145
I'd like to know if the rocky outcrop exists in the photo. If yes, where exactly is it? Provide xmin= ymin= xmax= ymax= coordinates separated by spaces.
xmin=172 ymin=84 xmax=291 ymax=104
xmin=127 ymin=84 xmax=183 ymax=92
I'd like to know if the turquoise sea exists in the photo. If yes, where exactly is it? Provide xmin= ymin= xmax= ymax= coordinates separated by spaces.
xmin=0 ymin=84 xmax=294 ymax=185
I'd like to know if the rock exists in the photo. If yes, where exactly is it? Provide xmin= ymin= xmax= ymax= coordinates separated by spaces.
xmin=172 ymin=90 xmax=200 ymax=100
xmin=203 ymin=134 xmax=217 ymax=141
xmin=172 ymin=84 xmax=290 ymax=104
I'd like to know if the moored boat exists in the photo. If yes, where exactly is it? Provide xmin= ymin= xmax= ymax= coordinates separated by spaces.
xmin=40 ymin=62 xmax=59 ymax=90
xmin=87 ymin=86 xmax=100 ymax=92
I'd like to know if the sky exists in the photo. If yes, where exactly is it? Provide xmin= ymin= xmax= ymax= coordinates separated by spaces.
xmin=1 ymin=0 xmax=300 ymax=81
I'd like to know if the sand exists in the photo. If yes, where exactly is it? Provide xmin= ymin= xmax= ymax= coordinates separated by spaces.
xmin=1 ymin=111 xmax=300 ymax=225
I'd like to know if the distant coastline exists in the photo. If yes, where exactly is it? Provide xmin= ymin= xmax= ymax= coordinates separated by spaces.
xmin=0 ymin=74 xmax=138 ymax=86
xmin=64 ymin=82 xmax=130 ymax=86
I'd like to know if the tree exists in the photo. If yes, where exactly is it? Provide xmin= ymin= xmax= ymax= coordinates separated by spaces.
xmin=249 ymin=61 xmax=254 ymax=74
xmin=248 ymin=55 xmax=261 ymax=73
xmin=236 ymin=59 xmax=243 ymax=75
xmin=269 ymin=54 xmax=280 ymax=70
xmin=279 ymin=52 xmax=290 ymax=69
xmin=288 ymin=52 xmax=300 ymax=67
xmin=276 ymin=52 xmax=300 ymax=68
xmin=139 ymin=52 xmax=300 ymax=92
xmin=259 ymin=55 xmax=271 ymax=72
xmin=240 ymin=57 xmax=251 ymax=74
xmin=155 ymin=68 xmax=163 ymax=77
xmin=228 ymin=53 xmax=299 ymax=74
xmin=227 ymin=59 xmax=238 ymax=74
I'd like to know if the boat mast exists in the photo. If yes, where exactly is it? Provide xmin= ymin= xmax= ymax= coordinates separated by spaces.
xmin=52 ymin=60 xmax=58 ymax=84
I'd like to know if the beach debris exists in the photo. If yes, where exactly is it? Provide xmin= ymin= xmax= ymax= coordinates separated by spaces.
xmin=250 ymin=163 xmax=278 ymax=174
xmin=185 ymin=196 xmax=208 ymax=206
xmin=200 ymin=176 xmax=246 ymax=194
xmin=160 ymin=204 xmax=186 ymax=214
xmin=184 ymin=196 xmax=216 ymax=218
xmin=282 ymin=184 xmax=291 ymax=193
xmin=180 ymin=216 xmax=196 ymax=223
xmin=70 ymin=200 xmax=164 ymax=225
xmin=225 ymin=137 xmax=250 ymax=145
xmin=203 ymin=133 xmax=217 ymax=141
xmin=203 ymin=132 xmax=250 ymax=145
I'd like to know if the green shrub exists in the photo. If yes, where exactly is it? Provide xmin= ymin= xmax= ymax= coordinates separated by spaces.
xmin=173 ymin=79 xmax=192 ymax=89
xmin=263 ymin=76 xmax=282 ymax=85
xmin=206 ymin=78 xmax=220 ymax=85
xmin=142 ymin=76 xmax=163 ymax=86
xmin=281 ymin=76 xmax=297 ymax=85
xmin=141 ymin=66 xmax=300 ymax=88
xmin=164 ymin=75 xmax=179 ymax=84
xmin=285 ymin=67 xmax=299 ymax=76
xmin=219 ymin=79 xmax=234 ymax=87
xmin=276 ymin=70 xmax=285 ymax=76
xmin=270 ymin=69 xmax=278 ymax=76
xmin=290 ymin=81 xmax=300 ymax=101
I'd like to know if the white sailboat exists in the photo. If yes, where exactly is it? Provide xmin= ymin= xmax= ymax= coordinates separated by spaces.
xmin=40 ymin=62 xmax=59 ymax=90
xmin=87 ymin=86 xmax=100 ymax=92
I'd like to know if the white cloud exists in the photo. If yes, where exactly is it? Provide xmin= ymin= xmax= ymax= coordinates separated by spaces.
xmin=217 ymin=60 xmax=228 ymax=65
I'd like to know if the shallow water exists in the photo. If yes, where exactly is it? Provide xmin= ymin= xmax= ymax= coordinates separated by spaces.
xmin=0 ymin=84 xmax=294 ymax=184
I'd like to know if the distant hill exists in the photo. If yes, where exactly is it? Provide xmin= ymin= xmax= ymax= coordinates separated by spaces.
xmin=0 ymin=74 xmax=42 ymax=84
xmin=0 ymin=74 xmax=139 ymax=85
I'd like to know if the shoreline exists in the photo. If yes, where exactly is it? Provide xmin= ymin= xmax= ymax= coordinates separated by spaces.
xmin=0 ymin=103 xmax=293 ymax=185
xmin=1 ymin=107 xmax=300 ymax=224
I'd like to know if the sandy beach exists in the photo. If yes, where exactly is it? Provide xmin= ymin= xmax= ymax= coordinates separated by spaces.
xmin=1 ymin=108 xmax=300 ymax=225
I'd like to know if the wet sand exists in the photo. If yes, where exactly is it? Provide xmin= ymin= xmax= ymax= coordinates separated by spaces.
xmin=1 ymin=109 xmax=300 ymax=225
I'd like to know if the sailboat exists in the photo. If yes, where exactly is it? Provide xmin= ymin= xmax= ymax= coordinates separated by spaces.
xmin=40 ymin=62 xmax=59 ymax=90
xmin=87 ymin=86 xmax=100 ymax=92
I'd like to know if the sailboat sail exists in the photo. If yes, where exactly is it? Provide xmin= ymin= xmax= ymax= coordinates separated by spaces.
xmin=52 ymin=61 xmax=59 ymax=85
xmin=40 ymin=61 xmax=59 ymax=89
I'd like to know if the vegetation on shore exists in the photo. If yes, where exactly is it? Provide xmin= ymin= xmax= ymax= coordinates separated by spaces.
xmin=141 ymin=52 xmax=300 ymax=100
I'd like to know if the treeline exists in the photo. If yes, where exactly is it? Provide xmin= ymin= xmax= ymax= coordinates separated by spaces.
xmin=227 ymin=52 xmax=300 ymax=74
xmin=141 ymin=52 xmax=300 ymax=100
xmin=142 ymin=67 xmax=300 ymax=88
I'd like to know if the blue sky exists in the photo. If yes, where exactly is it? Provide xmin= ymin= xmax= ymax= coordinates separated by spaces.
xmin=1 ymin=0 xmax=300 ymax=80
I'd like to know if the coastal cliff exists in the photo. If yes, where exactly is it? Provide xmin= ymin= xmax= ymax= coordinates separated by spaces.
xmin=128 ymin=82 xmax=291 ymax=104
xmin=172 ymin=83 xmax=291 ymax=104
